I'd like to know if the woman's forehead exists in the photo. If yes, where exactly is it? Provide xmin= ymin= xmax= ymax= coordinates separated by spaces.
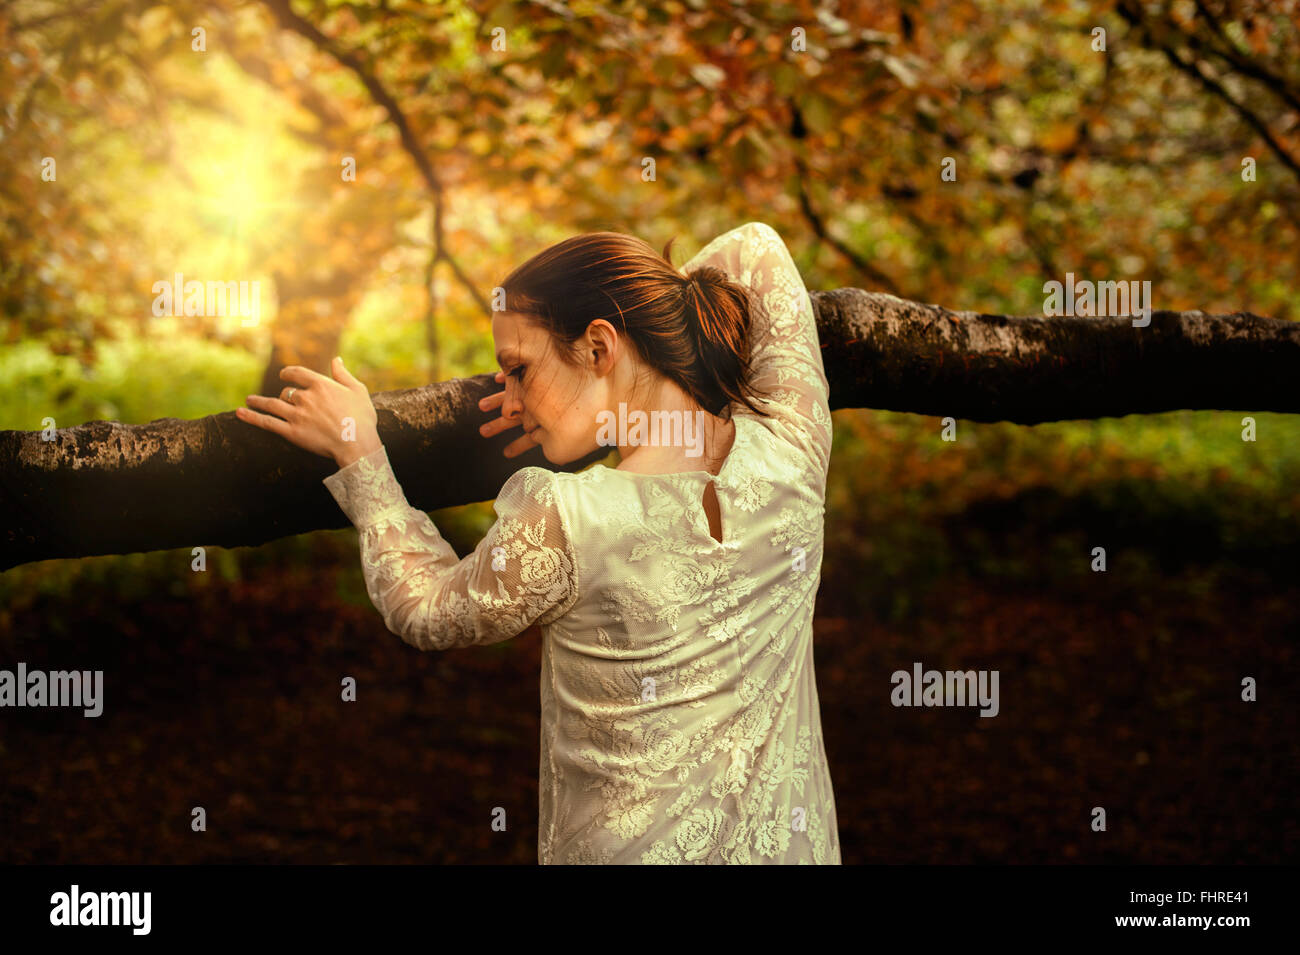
xmin=491 ymin=311 xmax=538 ymax=364
xmin=493 ymin=309 xmax=546 ymax=333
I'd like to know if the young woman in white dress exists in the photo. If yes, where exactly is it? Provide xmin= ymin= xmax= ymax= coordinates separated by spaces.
xmin=236 ymin=222 xmax=841 ymax=864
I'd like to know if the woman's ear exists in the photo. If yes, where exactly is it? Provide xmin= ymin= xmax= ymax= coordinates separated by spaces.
xmin=584 ymin=320 xmax=619 ymax=376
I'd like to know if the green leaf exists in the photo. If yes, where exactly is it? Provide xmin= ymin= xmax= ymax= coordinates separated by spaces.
xmin=802 ymin=95 xmax=834 ymax=135
xmin=773 ymin=62 xmax=802 ymax=98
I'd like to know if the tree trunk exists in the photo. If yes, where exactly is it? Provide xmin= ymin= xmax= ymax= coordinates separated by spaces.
xmin=258 ymin=267 xmax=363 ymax=399
xmin=2 ymin=291 xmax=1296 ymax=569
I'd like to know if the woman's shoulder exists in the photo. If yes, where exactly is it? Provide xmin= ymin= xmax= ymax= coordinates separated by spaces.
xmin=497 ymin=464 xmax=563 ymax=502
xmin=496 ymin=463 xmax=622 ymax=527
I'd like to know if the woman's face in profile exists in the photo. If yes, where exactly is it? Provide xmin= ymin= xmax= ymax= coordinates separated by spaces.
xmin=491 ymin=310 xmax=607 ymax=465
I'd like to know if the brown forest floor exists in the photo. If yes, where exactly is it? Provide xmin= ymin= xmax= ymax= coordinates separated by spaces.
xmin=1 ymin=548 xmax=1295 ymax=864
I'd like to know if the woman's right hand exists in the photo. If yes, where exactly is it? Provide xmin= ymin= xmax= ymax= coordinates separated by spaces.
xmin=478 ymin=370 xmax=542 ymax=459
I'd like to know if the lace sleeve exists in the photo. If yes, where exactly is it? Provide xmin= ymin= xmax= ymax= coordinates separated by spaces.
xmin=322 ymin=446 xmax=579 ymax=651
xmin=682 ymin=221 xmax=833 ymax=477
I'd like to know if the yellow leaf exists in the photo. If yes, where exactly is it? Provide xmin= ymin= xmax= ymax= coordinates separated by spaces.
xmin=1040 ymin=121 xmax=1078 ymax=153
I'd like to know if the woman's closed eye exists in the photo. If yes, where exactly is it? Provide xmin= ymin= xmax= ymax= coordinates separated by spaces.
xmin=509 ymin=365 xmax=526 ymax=383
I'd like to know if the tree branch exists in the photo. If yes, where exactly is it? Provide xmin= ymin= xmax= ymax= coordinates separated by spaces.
xmin=792 ymin=152 xmax=902 ymax=295
xmin=3 ymin=293 xmax=1296 ymax=569
xmin=259 ymin=0 xmax=491 ymax=317
xmin=1117 ymin=1 xmax=1300 ymax=182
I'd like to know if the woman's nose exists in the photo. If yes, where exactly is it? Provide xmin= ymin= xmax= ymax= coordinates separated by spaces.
xmin=502 ymin=386 xmax=524 ymax=420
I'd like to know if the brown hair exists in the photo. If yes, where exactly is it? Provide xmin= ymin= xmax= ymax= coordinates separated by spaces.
xmin=495 ymin=230 xmax=772 ymax=419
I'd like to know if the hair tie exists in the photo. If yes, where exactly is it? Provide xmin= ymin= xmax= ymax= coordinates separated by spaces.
xmin=683 ymin=268 xmax=716 ymax=297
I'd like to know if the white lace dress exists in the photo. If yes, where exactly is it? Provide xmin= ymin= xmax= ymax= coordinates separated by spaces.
xmin=323 ymin=221 xmax=840 ymax=864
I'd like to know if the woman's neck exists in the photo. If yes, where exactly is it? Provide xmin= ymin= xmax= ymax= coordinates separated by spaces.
xmin=613 ymin=381 xmax=735 ymax=476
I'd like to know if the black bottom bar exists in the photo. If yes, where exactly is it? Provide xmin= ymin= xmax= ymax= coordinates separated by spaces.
xmin=0 ymin=864 xmax=1282 ymax=940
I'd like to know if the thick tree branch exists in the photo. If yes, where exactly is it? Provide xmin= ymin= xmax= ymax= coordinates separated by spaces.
xmin=815 ymin=290 xmax=1296 ymax=421
xmin=2 ymin=293 xmax=1296 ymax=569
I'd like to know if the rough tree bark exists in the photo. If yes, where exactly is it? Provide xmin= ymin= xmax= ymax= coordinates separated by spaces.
xmin=2 ymin=291 xmax=1296 ymax=570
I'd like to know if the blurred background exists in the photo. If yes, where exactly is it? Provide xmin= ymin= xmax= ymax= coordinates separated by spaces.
xmin=1 ymin=0 xmax=1296 ymax=863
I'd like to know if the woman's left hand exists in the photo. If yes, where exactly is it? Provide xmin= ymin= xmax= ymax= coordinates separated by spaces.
xmin=236 ymin=358 xmax=382 ymax=467
xmin=477 ymin=370 xmax=541 ymax=459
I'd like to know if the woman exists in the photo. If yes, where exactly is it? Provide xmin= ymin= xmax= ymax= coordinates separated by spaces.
xmin=235 ymin=221 xmax=840 ymax=864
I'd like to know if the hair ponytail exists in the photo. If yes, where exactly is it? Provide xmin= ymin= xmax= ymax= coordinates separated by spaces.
xmin=675 ymin=261 xmax=769 ymax=418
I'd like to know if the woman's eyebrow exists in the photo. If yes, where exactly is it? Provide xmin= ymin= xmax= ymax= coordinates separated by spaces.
xmin=495 ymin=349 xmax=519 ymax=369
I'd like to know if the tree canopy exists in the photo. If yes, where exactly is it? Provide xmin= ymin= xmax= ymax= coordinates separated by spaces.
xmin=3 ymin=0 xmax=1296 ymax=392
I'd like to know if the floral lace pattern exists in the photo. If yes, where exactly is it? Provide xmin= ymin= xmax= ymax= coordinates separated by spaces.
xmin=323 ymin=452 xmax=579 ymax=650
xmin=325 ymin=221 xmax=839 ymax=863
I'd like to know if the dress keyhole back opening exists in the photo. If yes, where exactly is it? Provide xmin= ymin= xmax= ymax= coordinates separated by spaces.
xmin=702 ymin=480 xmax=724 ymax=544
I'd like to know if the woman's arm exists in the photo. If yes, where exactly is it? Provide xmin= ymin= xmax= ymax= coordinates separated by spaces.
xmin=682 ymin=222 xmax=833 ymax=477
xmin=323 ymin=447 xmax=579 ymax=651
